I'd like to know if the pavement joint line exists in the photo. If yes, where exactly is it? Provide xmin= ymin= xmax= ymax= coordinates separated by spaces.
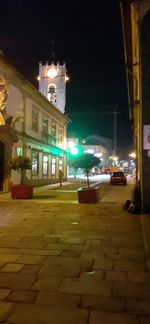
xmin=141 ymin=214 xmax=150 ymax=272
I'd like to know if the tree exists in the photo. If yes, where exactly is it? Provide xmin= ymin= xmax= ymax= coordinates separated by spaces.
xmin=74 ymin=153 xmax=100 ymax=188
xmin=69 ymin=158 xmax=80 ymax=178
xmin=8 ymin=156 xmax=31 ymax=184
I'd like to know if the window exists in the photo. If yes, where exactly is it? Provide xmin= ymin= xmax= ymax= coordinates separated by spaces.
xmin=47 ymin=84 xmax=57 ymax=103
xmin=32 ymin=106 xmax=39 ymax=132
xmin=51 ymin=121 xmax=56 ymax=145
xmin=17 ymin=147 xmax=23 ymax=156
xmin=59 ymin=159 xmax=63 ymax=171
xmin=43 ymin=117 xmax=48 ymax=134
xmin=58 ymin=126 xmax=63 ymax=143
xmin=43 ymin=155 xmax=48 ymax=175
xmin=51 ymin=121 xmax=56 ymax=137
xmin=32 ymin=152 xmax=39 ymax=175
xmin=52 ymin=158 xmax=56 ymax=175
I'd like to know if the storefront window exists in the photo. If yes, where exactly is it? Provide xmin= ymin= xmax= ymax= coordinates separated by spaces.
xmin=32 ymin=152 xmax=39 ymax=175
xmin=52 ymin=158 xmax=56 ymax=175
xmin=59 ymin=159 xmax=63 ymax=171
xmin=43 ymin=155 xmax=48 ymax=175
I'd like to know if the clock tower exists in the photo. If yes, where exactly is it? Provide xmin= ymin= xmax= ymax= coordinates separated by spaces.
xmin=38 ymin=61 xmax=68 ymax=114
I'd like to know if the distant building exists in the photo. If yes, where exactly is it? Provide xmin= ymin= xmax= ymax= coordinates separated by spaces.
xmin=0 ymin=54 xmax=69 ymax=191
xmin=80 ymin=135 xmax=113 ymax=158
xmin=67 ymin=135 xmax=113 ymax=176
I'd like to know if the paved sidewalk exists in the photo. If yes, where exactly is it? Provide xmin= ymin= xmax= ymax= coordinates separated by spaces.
xmin=0 ymin=180 xmax=150 ymax=323
xmin=0 ymin=189 xmax=149 ymax=323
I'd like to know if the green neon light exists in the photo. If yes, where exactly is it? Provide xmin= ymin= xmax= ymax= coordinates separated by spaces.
xmin=30 ymin=143 xmax=66 ymax=156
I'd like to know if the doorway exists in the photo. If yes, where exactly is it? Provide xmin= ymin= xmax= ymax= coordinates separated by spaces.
xmin=0 ymin=142 xmax=4 ymax=191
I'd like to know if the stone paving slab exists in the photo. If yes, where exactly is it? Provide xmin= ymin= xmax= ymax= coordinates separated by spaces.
xmin=89 ymin=311 xmax=140 ymax=324
xmin=8 ymin=303 xmax=89 ymax=324
xmin=58 ymin=276 xmax=112 ymax=296
xmin=0 ymin=273 xmax=37 ymax=290
xmin=81 ymin=295 xmax=126 ymax=312
xmin=36 ymin=291 xmax=80 ymax=307
xmin=0 ymin=302 xmax=14 ymax=322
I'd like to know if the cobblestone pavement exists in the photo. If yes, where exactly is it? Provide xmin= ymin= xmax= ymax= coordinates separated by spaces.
xmin=0 ymin=188 xmax=150 ymax=323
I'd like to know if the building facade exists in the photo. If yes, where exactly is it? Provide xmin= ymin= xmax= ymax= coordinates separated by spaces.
xmin=121 ymin=0 xmax=150 ymax=212
xmin=0 ymin=54 xmax=69 ymax=192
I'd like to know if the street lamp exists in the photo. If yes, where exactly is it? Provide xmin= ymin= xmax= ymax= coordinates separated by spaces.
xmin=68 ymin=145 xmax=83 ymax=159
xmin=129 ymin=152 xmax=136 ymax=159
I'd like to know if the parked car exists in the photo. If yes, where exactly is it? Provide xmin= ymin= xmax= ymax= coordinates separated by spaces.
xmin=110 ymin=171 xmax=127 ymax=185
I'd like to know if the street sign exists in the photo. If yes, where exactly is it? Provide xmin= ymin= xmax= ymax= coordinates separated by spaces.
xmin=143 ymin=125 xmax=150 ymax=149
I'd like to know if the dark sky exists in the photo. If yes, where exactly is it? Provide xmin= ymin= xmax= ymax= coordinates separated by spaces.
xmin=0 ymin=0 xmax=133 ymax=158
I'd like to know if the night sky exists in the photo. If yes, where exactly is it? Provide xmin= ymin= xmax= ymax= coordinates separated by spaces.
xmin=0 ymin=0 xmax=133 ymax=158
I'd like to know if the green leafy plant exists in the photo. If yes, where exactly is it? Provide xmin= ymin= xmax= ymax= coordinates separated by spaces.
xmin=69 ymin=158 xmax=79 ymax=178
xmin=71 ymin=153 xmax=100 ymax=188
xmin=8 ymin=156 xmax=31 ymax=184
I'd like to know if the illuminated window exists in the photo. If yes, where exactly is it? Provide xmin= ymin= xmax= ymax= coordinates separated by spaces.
xmin=43 ymin=155 xmax=48 ymax=175
xmin=32 ymin=152 xmax=39 ymax=175
xmin=47 ymin=84 xmax=57 ymax=103
xmin=32 ymin=106 xmax=39 ymax=132
xmin=59 ymin=159 xmax=63 ymax=171
xmin=52 ymin=158 xmax=56 ymax=175
xmin=17 ymin=147 xmax=23 ymax=156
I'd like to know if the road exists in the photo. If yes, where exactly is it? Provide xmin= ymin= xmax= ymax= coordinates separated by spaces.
xmin=0 ymin=174 xmax=135 ymax=205
xmin=32 ymin=174 xmax=135 ymax=205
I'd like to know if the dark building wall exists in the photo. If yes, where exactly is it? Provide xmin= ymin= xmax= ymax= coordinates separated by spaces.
xmin=141 ymin=10 xmax=150 ymax=212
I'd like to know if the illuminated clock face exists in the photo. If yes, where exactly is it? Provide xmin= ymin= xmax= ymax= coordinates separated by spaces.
xmin=47 ymin=68 xmax=57 ymax=78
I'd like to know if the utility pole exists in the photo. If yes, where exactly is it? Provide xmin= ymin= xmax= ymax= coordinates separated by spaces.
xmin=113 ymin=105 xmax=118 ymax=155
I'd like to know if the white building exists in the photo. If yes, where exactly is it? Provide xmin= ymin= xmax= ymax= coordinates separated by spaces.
xmin=0 ymin=53 xmax=69 ymax=191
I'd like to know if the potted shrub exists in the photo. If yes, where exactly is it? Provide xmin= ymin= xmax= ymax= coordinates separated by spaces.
xmin=8 ymin=156 xmax=33 ymax=199
xmin=72 ymin=153 xmax=100 ymax=203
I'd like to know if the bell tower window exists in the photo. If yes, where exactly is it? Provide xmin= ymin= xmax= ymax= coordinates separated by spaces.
xmin=47 ymin=84 xmax=57 ymax=104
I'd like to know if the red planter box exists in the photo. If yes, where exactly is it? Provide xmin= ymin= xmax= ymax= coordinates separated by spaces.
xmin=78 ymin=186 xmax=100 ymax=203
xmin=11 ymin=185 xmax=33 ymax=199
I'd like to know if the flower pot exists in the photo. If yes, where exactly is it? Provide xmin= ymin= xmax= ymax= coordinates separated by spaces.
xmin=11 ymin=185 xmax=33 ymax=199
xmin=78 ymin=186 xmax=100 ymax=204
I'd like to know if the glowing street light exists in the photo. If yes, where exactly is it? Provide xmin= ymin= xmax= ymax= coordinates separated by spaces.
xmin=68 ymin=145 xmax=83 ymax=159
xmin=129 ymin=152 xmax=136 ymax=159
xmin=113 ymin=156 xmax=118 ymax=161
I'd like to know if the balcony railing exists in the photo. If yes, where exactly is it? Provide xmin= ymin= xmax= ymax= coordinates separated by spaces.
xmin=42 ymin=131 xmax=62 ymax=147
